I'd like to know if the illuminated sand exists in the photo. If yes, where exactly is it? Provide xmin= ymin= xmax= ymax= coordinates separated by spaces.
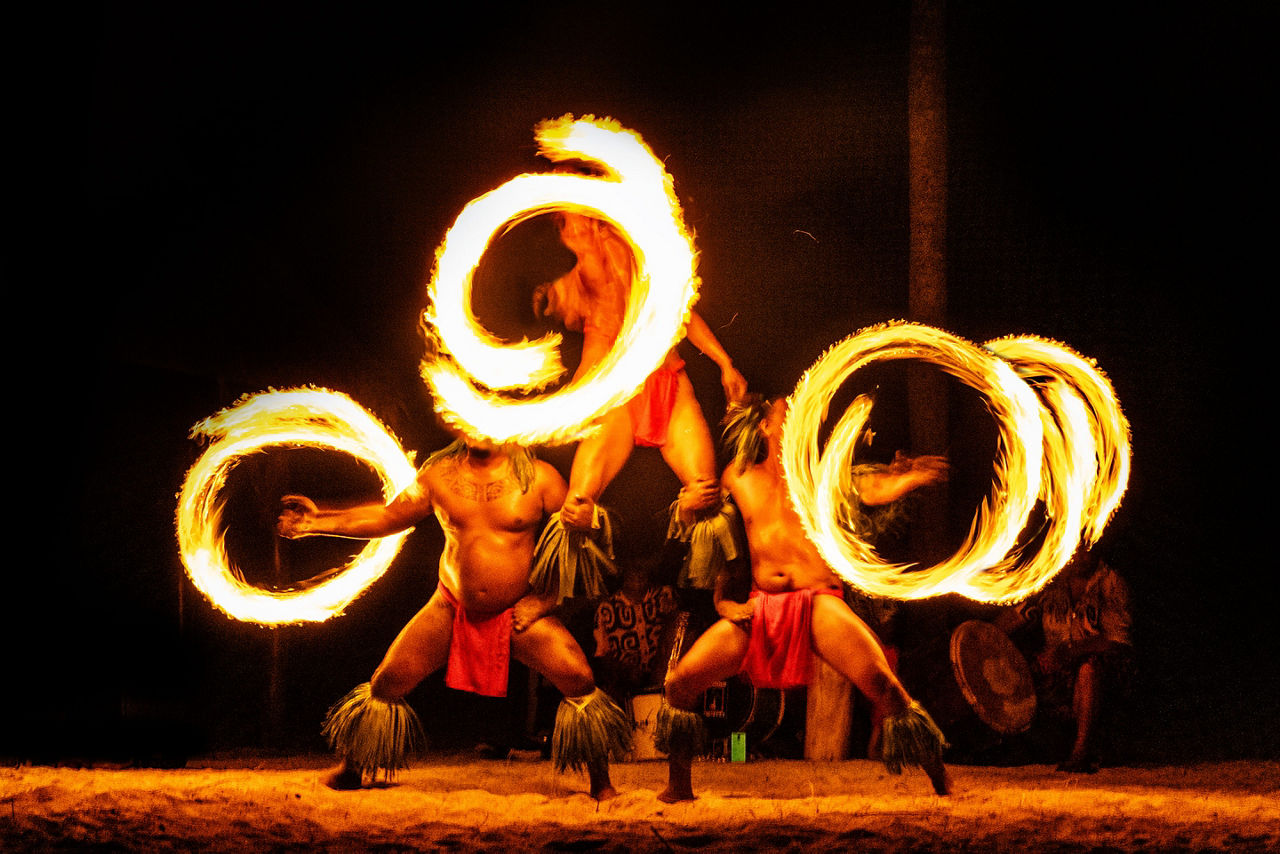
xmin=4 ymin=754 xmax=1276 ymax=852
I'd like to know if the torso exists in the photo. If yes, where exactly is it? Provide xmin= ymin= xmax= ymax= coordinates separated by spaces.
xmin=556 ymin=213 xmax=683 ymax=375
xmin=725 ymin=464 xmax=843 ymax=595
xmin=425 ymin=455 xmax=550 ymax=616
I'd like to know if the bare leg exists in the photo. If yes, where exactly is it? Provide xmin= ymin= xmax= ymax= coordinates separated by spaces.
xmin=1060 ymin=659 xmax=1102 ymax=773
xmin=325 ymin=590 xmax=454 ymax=789
xmin=810 ymin=596 xmax=951 ymax=795
xmin=659 ymin=619 xmax=750 ymax=802
xmin=512 ymin=615 xmax=617 ymax=800
xmin=658 ymin=373 xmax=718 ymax=490
xmin=566 ymin=405 xmax=635 ymax=508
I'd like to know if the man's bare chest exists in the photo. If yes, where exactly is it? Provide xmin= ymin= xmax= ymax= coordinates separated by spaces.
xmin=431 ymin=461 xmax=538 ymax=532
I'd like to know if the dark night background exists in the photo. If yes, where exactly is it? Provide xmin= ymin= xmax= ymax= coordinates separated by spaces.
xmin=16 ymin=3 xmax=1272 ymax=765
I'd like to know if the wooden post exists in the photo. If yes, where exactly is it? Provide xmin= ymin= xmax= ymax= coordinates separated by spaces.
xmin=908 ymin=0 xmax=952 ymax=571
xmin=805 ymin=658 xmax=853 ymax=760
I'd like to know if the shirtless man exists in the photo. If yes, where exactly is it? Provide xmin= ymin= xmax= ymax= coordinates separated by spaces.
xmin=277 ymin=436 xmax=629 ymax=799
xmin=658 ymin=397 xmax=952 ymax=801
xmin=533 ymin=212 xmax=747 ymax=588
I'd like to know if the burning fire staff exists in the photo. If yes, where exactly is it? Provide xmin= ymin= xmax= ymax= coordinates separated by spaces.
xmin=656 ymin=396 xmax=952 ymax=802
xmin=276 ymin=434 xmax=630 ymax=799
xmin=531 ymin=210 xmax=749 ymax=598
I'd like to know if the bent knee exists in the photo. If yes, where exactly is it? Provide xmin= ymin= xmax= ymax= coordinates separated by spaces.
xmin=663 ymin=668 xmax=699 ymax=711
xmin=559 ymin=669 xmax=597 ymax=699
xmin=534 ymin=651 xmax=595 ymax=698
xmin=370 ymin=664 xmax=416 ymax=703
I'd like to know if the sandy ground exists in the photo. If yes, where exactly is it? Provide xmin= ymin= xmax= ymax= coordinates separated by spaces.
xmin=2 ymin=753 xmax=1276 ymax=852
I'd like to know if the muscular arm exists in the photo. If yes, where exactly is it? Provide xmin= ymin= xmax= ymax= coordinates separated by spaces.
xmin=712 ymin=469 xmax=755 ymax=623
xmin=855 ymin=452 xmax=949 ymax=506
xmin=536 ymin=460 xmax=569 ymax=517
xmin=684 ymin=311 xmax=748 ymax=404
xmin=277 ymin=467 xmax=434 ymax=540
xmin=511 ymin=460 xmax=569 ymax=632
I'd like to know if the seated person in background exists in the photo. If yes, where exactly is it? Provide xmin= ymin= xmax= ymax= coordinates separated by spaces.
xmin=999 ymin=546 xmax=1135 ymax=773
xmin=592 ymin=557 xmax=679 ymax=701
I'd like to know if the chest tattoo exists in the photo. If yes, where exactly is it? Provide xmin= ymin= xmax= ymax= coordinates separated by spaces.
xmin=441 ymin=460 xmax=515 ymax=502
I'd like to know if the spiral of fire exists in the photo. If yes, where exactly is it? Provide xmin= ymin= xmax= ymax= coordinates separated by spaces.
xmin=781 ymin=322 xmax=1129 ymax=604
xmin=177 ymin=389 xmax=418 ymax=625
xmin=420 ymin=115 xmax=699 ymax=445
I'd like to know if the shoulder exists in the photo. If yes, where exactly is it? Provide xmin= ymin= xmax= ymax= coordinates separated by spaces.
xmin=531 ymin=458 xmax=567 ymax=501
xmin=532 ymin=458 xmax=565 ymax=486
xmin=420 ymin=454 xmax=456 ymax=485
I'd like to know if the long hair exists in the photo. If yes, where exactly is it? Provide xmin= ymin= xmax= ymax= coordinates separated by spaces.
xmin=721 ymin=394 xmax=772 ymax=474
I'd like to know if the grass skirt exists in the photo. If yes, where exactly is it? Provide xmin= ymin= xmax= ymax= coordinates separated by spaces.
xmin=550 ymin=689 xmax=632 ymax=778
xmin=530 ymin=510 xmax=617 ymax=603
xmin=881 ymin=700 xmax=948 ymax=774
xmin=321 ymin=682 xmax=424 ymax=782
xmin=654 ymin=699 xmax=707 ymax=757
xmin=667 ymin=499 xmax=741 ymax=590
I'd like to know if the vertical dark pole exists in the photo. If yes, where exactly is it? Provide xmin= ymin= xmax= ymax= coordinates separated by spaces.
xmin=908 ymin=0 xmax=950 ymax=559
xmin=906 ymin=0 xmax=957 ymax=653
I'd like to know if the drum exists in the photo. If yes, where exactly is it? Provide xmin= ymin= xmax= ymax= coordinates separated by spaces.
xmin=702 ymin=675 xmax=801 ymax=758
xmin=905 ymin=620 xmax=1036 ymax=758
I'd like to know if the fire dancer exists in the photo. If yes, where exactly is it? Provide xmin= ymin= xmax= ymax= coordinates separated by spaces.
xmin=277 ymin=435 xmax=630 ymax=799
xmin=531 ymin=211 xmax=748 ymax=597
xmin=999 ymin=546 xmax=1134 ymax=772
xmin=657 ymin=396 xmax=952 ymax=801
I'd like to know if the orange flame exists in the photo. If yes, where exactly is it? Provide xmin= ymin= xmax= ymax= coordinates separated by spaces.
xmin=176 ymin=389 xmax=417 ymax=625
xmin=782 ymin=322 xmax=1129 ymax=604
xmin=421 ymin=115 xmax=699 ymax=445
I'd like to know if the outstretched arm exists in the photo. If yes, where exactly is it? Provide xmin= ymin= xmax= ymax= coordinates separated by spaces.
xmin=684 ymin=311 xmax=748 ymax=404
xmin=277 ymin=468 xmax=434 ymax=540
xmin=855 ymin=452 xmax=949 ymax=507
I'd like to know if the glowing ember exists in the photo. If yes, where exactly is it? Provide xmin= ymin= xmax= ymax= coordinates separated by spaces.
xmin=781 ymin=322 xmax=1129 ymax=604
xmin=177 ymin=389 xmax=418 ymax=625
xmin=421 ymin=114 xmax=699 ymax=445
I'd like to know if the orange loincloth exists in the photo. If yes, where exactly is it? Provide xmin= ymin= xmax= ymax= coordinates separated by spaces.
xmin=439 ymin=584 xmax=512 ymax=698
xmin=740 ymin=587 xmax=843 ymax=690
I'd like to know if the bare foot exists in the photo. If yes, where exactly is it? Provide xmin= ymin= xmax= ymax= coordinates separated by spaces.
xmin=866 ymin=722 xmax=883 ymax=760
xmin=588 ymin=768 xmax=619 ymax=802
xmin=657 ymin=786 xmax=695 ymax=803
xmin=923 ymin=756 xmax=952 ymax=796
xmin=513 ymin=591 xmax=555 ymax=633
xmin=659 ymin=759 xmax=695 ymax=803
xmin=323 ymin=764 xmax=364 ymax=790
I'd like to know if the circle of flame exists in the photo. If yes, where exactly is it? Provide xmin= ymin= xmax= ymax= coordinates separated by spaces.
xmin=781 ymin=322 xmax=1129 ymax=604
xmin=177 ymin=389 xmax=418 ymax=625
xmin=421 ymin=115 xmax=699 ymax=445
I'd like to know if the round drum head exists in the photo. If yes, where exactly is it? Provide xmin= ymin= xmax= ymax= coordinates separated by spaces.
xmin=949 ymin=620 xmax=1036 ymax=734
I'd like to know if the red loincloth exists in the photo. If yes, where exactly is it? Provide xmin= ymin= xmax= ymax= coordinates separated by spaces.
xmin=629 ymin=358 xmax=685 ymax=447
xmin=740 ymin=587 xmax=843 ymax=690
xmin=438 ymin=584 xmax=512 ymax=698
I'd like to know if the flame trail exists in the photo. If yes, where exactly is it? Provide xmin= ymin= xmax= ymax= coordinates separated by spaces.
xmin=782 ymin=322 xmax=1044 ymax=600
xmin=421 ymin=115 xmax=699 ymax=445
xmin=985 ymin=336 xmax=1131 ymax=545
xmin=963 ymin=375 xmax=1095 ymax=602
xmin=177 ymin=389 xmax=417 ymax=625
xmin=781 ymin=322 xmax=1129 ymax=604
